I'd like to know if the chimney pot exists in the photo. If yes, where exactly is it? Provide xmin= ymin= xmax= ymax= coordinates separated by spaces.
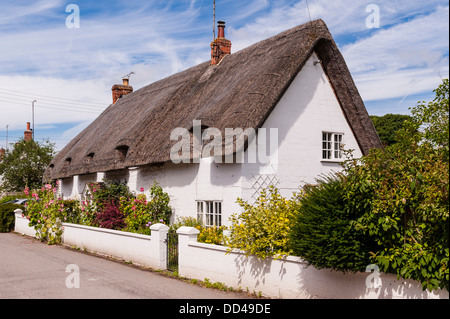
xmin=211 ymin=21 xmax=232 ymax=65
xmin=217 ymin=21 xmax=226 ymax=38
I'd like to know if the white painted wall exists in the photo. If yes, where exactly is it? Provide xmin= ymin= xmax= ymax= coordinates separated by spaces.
xmin=177 ymin=227 xmax=449 ymax=299
xmin=240 ymin=51 xmax=362 ymax=200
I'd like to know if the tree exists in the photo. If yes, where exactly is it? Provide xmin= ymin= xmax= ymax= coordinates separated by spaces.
xmin=350 ymin=79 xmax=449 ymax=291
xmin=0 ymin=139 xmax=56 ymax=193
xmin=370 ymin=113 xmax=412 ymax=146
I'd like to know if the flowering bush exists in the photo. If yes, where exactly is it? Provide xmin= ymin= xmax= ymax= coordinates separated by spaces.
xmin=24 ymin=183 xmax=65 ymax=245
xmin=197 ymin=226 xmax=226 ymax=245
xmin=24 ymin=180 xmax=172 ymax=239
xmin=122 ymin=182 xmax=172 ymax=235
xmin=122 ymin=194 xmax=154 ymax=235
xmin=227 ymin=186 xmax=299 ymax=259
xmin=170 ymin=217 xmax=225 ymax=245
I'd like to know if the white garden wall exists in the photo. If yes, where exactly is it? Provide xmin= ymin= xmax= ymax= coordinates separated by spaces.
xmin=15 ymin=212 xmax=448 ymax=299
xmin=14 ymin=211 xmax=169 ymax=270
xmin=62 ymin=222 xmax=168 ymax=269
xmin=177 ymin=227 xmax=449 ymax=299
xmin=14 ymin=210 xmax=36 ymax=237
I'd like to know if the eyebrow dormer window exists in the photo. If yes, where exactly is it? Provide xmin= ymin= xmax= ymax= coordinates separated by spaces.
xmin=115 ymin=145 xmax=129 ymax=161
xmin=85 ymin=153 xmax=95 ymax=164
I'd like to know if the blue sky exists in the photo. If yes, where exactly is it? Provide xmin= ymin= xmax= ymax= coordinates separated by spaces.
xmin=0 ymin=0 xmax=448 ymax=151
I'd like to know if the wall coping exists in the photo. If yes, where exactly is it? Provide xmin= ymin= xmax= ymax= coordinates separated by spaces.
xmin=62 ymin=223 xmax=152 ymax=241
xmin=187 ymin=241 xmax=308 ymax=264
xmin=176 ymin=226 xmax=200 ymax=235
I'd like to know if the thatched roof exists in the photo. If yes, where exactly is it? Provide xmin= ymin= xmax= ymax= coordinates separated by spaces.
xmin=45 ymin=19 xmax=382 ymax=180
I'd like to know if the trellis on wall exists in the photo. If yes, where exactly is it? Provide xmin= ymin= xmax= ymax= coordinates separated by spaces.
xmin=250 ymin=173 xmax=280 ymax=202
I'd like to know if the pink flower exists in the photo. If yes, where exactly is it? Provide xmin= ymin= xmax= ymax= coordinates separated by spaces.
xmin=140 ymin=187 xmax=144 ymax=192
xmin=132 ymin=205 xmax=136 ymax=211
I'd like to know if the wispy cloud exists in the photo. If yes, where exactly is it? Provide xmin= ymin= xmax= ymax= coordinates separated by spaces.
xmin=342 ymin=5 xmax=449 ymax=101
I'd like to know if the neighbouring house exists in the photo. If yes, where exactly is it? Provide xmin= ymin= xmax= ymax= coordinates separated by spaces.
xmin=44 ymin=19 xmax=382 ymax=227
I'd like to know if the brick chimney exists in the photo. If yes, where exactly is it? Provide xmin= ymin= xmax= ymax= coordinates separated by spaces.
xmin=211 ymin=21 xmax=232 ymax=65
xmin=24 ymin=122 xmax=33 ymax=142
xmin=112 ymin=78 xmax=133 ymax=104
xmin=0 ymin=148 xmax=5 ymax=161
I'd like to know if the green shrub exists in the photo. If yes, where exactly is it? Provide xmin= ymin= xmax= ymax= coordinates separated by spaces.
xmin=0 ymin=194 xmax=27 ymax=204
xmin=170 ymin=217 xmax=225 ymax=245
xmin=198 ymin=226 xmax=226 ymax=245
xmin=289 ymin=174 xmax=377 ymax=272
xmin=25 ymin=184 xmax=64 ymax=244
xmin=122 ymin=181 xmax=172 ymax=235
xmin=60 ymin=199 xmax=82 ymax=224
xmin=227 ymin=186 xmax=299 ymax=259
xmin=0 ymin=203 xmax=23 ymax=232
xmin=170 ymin=216 xmax=203 ymax=231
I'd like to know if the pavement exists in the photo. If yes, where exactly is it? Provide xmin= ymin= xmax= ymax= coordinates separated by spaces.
xmin=0 ymin=232 xmax=252 ymax=299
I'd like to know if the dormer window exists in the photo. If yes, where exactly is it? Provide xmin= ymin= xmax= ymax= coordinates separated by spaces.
xmin=85 ymin=153 xmax=95 ymax=165
xmin=115 ymin=145 xmax=129 ymax=161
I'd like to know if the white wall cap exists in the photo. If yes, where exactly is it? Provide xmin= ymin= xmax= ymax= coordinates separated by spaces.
xmin=149 ymin=223 xmax=169 ymax=231
xmin=176 ymin=226 xmax=200 ymax=235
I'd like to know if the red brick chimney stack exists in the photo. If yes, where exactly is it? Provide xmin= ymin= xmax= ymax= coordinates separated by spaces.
xmin=112 ymin=78 xmax=133 ymax=104
xmin=211 ymin=21 xmax=232 ymax=65
xmin=24 ymin=122 xmax=33 ymax=142
xmin=0 ymin=148 xmax=5 ymax=161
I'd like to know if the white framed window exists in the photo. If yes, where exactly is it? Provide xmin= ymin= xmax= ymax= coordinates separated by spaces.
xmin=322 ymin=132 xmax=343 ymax=160
xmin=196 ymin=200 xmax=222 ymax=227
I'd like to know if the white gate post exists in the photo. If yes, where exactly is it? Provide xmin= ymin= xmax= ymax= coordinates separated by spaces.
xmin=149 ymin=223 xmax=169 ymax=270
xmin=176 ymin=226 xmax=200 ymax=276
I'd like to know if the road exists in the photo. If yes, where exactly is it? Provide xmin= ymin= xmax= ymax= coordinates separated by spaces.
xmin=0 ymin=232 xmax=251 ymax=299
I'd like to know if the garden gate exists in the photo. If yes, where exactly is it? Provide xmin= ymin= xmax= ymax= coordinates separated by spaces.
xmin=165 ymin=229 xmax=178 ymax=271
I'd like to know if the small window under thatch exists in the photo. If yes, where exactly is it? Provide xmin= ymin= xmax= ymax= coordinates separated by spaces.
xmin=85 ymin=153 xmax=95 ymax=165
xmin=115 ymin=145 xmax=129 ymax=161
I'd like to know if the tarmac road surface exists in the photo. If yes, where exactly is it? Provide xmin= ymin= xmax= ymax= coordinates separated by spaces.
xmin=0 ymin=232 xmax=251 ymax=299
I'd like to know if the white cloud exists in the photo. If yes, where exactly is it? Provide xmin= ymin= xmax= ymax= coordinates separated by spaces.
xmin=342 ymin=6 xmax=449 ymax=101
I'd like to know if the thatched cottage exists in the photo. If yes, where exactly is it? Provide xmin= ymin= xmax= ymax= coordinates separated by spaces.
xmin=44 ymin=19 xmax=381 ymax=227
